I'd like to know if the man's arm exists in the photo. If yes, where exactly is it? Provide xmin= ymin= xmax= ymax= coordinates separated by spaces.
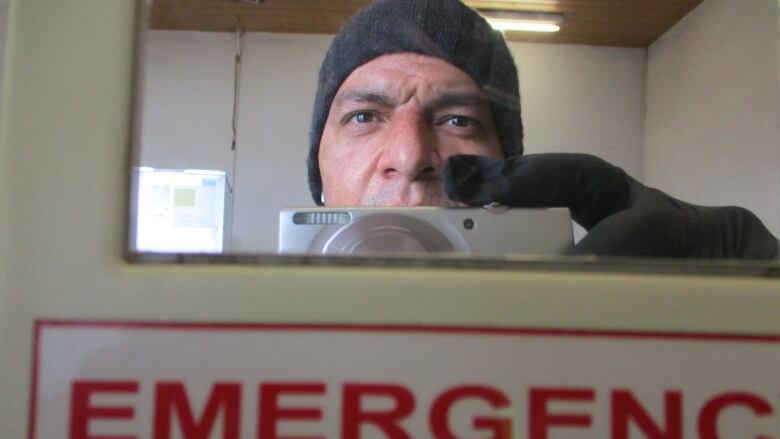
xmin=443 ymin=153 xmax=779 ymax=259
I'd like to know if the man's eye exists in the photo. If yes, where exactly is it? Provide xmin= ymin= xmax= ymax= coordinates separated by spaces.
xmin=445 ymin=116 xmax=474 ymax=127
xmin=350 ymin=112 xmax=375 ymax=124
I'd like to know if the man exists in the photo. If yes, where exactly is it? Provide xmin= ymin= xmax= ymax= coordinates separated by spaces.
xmin=306 ymin=0 xmax=778 ymax=259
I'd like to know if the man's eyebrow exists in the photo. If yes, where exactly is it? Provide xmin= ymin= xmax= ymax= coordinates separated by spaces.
xmin=332 ymin=89 xmax=395 ymax=108
xmin=331 ymin=89 xmax=491 ymax=112
xmin=424 ymin=92 xmax=491 ymax=112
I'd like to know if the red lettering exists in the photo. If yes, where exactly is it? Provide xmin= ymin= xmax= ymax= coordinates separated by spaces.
xmin=153 ymin=381 xmax=240 ymax=439
xmin=611 ymin=390 xmax=682 ymax=439
xmin=697 ymin=392 xmax=774 ymax=439
xmin=342 ymin=383 xmax=414 ymax=439
xmin=429 ymin=385 xmax=512 ymax=439
xmin=529 ymin=387 xmax=594 ymax=439
xmin=259 ymin=382 xmax=325 ymax=439
xmin=69 ymin=380 xmax=138 ymax=439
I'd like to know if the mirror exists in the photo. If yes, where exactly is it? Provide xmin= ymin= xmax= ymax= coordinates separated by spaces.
xmin=129 ymin=0 xmax=779 ymax=269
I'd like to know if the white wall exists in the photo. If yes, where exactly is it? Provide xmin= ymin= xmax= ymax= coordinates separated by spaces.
xmin=231 ymin=33 xmax=333 ymax=251
xmin=141 ymin=31 xmax=646 ymax=252
xmin=139 ymin=31 xmax=235 ymax=172
xmin=511 ymin=43 xmax=646 ymax=178
xmin=645 ymin=0 xmax=779 ymax=235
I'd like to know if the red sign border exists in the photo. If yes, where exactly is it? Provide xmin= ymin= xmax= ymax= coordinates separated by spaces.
xmin=29 ymin=319 xmax=780 ymax=439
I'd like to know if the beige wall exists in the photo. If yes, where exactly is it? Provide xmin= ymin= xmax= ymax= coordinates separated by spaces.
xmin=0 ymin=0 xmax=8 ymax=98
xmin=645 ymin=0 xmax=780 ymax=235
xmin=0 ymin=0 xmax=13 ymax=328
xmin=1 ymin=2 xmax=779 ymax=438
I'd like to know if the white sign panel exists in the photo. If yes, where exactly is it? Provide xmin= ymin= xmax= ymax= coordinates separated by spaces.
xmin=31 ymin=321 xmax=780 ymax=438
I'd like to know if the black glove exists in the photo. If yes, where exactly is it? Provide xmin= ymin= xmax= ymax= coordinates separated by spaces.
xmin=442 ymin=153 xmax=779 ymax=259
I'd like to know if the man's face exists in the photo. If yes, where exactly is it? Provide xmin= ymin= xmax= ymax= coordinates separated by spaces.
xmin=318 ymin=53 xmax=504 ymax=206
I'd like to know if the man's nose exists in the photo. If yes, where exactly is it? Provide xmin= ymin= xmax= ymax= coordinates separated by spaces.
xmin=378 ymin=109 xmax=439 ymax=181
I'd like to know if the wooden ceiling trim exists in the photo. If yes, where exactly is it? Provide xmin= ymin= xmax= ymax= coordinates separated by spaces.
xmin=148 ymin=0 xmax=704 ymax=48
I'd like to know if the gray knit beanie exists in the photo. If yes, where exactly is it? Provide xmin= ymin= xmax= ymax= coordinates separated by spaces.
xmin=308 ymin=0 xmax=523 ymax=205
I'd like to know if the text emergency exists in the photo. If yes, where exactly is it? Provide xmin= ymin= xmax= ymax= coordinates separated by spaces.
xmin=68 ymin=380 xmax=777 ymax=438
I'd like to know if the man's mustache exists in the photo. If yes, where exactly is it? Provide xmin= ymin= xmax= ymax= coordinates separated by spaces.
xmin=364 ymin=178 xmax=458 ymax=207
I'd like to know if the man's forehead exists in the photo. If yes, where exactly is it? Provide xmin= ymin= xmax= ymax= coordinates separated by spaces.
xmin=333 ymin=53 xmax=485 ymax=102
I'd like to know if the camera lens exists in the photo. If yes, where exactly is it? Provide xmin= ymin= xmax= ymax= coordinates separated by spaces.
xmin=463 ymin=218 xmax=475 ymax=230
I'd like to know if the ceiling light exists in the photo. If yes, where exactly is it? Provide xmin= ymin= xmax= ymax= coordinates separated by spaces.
xmin=479 ymin=11 xmax=564 ymax=33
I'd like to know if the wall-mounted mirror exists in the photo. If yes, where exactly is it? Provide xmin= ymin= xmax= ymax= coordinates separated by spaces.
xmin=129 ymin=0 xmax=779 ymax=271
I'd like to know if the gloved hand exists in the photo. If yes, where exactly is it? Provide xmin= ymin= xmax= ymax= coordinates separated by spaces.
xmin=442 ymin=153 xmax=779 ymax=259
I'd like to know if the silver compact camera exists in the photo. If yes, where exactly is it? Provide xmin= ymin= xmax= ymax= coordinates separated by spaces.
xmin=278 ymin=206 xmax=573 ymax=256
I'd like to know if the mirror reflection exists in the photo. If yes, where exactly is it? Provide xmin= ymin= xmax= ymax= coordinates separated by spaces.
xmin=131 ymin=0 xmax=779 ymax=262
